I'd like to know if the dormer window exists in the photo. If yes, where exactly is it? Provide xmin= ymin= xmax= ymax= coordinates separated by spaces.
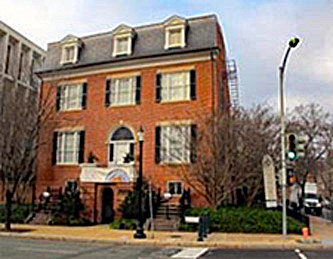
xmin=112 ymin=24 xmax=135 ymax=57
xmin=169 ymin=29 xmax=182 ymax=47
xmin=60 ymin=35 xmax=82 ymax=65
xmin=115 ymin=37 xmax=129 ymax=55
xmin=164 ymin=15 xmax=187 ymax=49
xmin=64 ymin=46 xmax=75 ymax=62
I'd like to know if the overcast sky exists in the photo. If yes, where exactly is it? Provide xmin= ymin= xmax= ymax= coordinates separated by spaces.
xmin=1 ymin=0 xmax=332 ymax=111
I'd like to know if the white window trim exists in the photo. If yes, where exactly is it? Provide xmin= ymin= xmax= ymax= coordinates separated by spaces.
xmin=56 ymin=131 xmax=80 ymax=165
xmin=161 ymin=71 xmax=190 ymax=102
xmin=60 ymin=43 xmax=80 ymax=65
xmin=113 ymin=35 xmax=132 ymax=57
xmin=165 ymin=24 xmax=186 ymax=49
xmin=109 ymin=77 xmax=136 ymax=106
xmin=161 ymin=125 xmax=191 ymax=165
xmin=167 ymin=181 xmax=183 ymax=196
xmin=59 ymin=83 xmax=83 ymax=111
xmin=108 ymin=140 xmax=135 ymax=166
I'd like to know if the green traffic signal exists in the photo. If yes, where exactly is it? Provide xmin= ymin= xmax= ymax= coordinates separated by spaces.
xmin=287 ymin=150 xmax=297 ymax=161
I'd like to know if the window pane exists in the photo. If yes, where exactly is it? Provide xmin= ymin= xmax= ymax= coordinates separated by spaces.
xmin=64 ymin=132 xmax=75 ymax=162
xmin=162 ymin=72 xmax=189 ymax=101
xmin=161 ymin=125 xmax=190 ymax=163
xmin=60 ymin=84 xmax=82 ymax=110
xmin=169 ymin=29 xmax=181 ymax=46
xmin=117 ymin=38 xmax=128 ymax=53
xmin=176 ymin=182 xmax=182 ymax=194
xmin=57 ymin=133 xmax=63 ymax=163
xmin=115 ymin=142 xmax=129 ymax=164
xmin=169 ymin=183 xmax=175 ymax=194
xmin=65 ymin=46 xmax=75 ymax=61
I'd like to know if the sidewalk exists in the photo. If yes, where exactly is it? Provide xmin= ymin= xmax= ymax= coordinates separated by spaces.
xmin=310 ymin=216 xmax=333 ymax=246
xmin=0 ymin=221 xmax=332 ymax=249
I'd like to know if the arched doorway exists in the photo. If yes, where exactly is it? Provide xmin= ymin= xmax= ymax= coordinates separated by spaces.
xmin=102 ymin=188 xmax=114 ymax=223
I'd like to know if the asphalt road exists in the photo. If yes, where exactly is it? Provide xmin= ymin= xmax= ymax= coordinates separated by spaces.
xmin=202 ymin=249 xmax=333 ymax=259
xmin=0 ymin=237 xmax=332 ymax=259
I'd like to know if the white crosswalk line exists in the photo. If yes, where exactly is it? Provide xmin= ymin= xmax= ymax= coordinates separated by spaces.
xmin=171 ymin=248 xmax=208 ymax=258
xmin=295 ymin=248 xmax=307 ymax=259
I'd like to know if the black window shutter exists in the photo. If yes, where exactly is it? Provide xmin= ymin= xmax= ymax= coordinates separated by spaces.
xmin=81 ymin=82 xmax=87 ymax=109
xmin=156 ymin=74 xmax=161 ymax=103
xmin=52 ymin=132 xmax=58 ymax=165
xmin=129 ymin=143 xmax=134 ymax=161
xmin=155 ymin=126 xmax=161 ymax=163
xmin=190 ymin=70 xmax=196 ymax=100
xmin=56 ymin=86 xmax=61 ymax=111
xmin=190 ymin=124 xmax=197 ymax=163
xmin=78 ymin=131 xmax=85 ymax=163
xmin=105 ymin=79 xmax=111 ymax=107
xmin=109 ymin=143 xmax=114 ymax=162
xmin=135 ymin=76 xmax=141 ymax=104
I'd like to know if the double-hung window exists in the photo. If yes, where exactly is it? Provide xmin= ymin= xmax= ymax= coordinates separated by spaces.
xmin=55 ymin=131 xmax=81 ymax=164
xmin=161 ymin=125 xmax=191 ymax=164
xmin=57 ymin=83 xmax=87 ymax=111
xmin=108 ymin=77 xmax=136 ymax=106
xmin=161 ymin=71 xmax=190 ymax=101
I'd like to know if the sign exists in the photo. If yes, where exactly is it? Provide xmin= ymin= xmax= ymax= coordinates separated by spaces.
xmin=185 ymin=216 xmax=200 ymax=224
xmin=80 ymin=164 xmax=135 ymax=183
xmin=262 ymin=155 xmax=277 ymax=208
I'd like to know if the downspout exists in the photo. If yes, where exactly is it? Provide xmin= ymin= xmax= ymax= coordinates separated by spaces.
xmin=210 ymin=48 xmax=216 ymax=114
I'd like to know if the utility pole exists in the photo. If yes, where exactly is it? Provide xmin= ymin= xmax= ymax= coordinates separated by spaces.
xmin=279 ymin=37 xmax=300 ymax=237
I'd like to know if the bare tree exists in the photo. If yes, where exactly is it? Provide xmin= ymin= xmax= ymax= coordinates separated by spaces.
xmin=161 ymin=105 xmax=279 ymax=209
xmin=288 ymin=103 xmax=333 ymax=182
xmin=0 ymin=51 xmax=60 ymax=230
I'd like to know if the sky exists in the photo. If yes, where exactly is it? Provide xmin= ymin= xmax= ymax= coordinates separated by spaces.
xmin=0 ymin=0 xmax=332 ymax=111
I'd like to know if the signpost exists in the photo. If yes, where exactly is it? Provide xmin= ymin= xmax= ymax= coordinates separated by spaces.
xmin=262 ymin=155 xmax=277 ymax=208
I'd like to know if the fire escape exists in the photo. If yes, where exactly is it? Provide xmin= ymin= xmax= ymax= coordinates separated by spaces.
xmin=227 ymin=59 xmax=240 ymax=108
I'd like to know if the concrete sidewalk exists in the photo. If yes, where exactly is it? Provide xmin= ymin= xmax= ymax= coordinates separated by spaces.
xmin=1 ymin=223 xmax=331 ymax=249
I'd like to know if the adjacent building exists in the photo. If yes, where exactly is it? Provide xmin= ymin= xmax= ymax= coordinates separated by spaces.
xmin=0 ymin=20 xmax=45 ymax=92
xmin=36 ymin=14 xmax=230 ymax=223
xmin=0 ymin=21 xmax=45 ymax=202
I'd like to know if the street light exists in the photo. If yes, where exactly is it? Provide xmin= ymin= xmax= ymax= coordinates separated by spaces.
xmin=134 ymin=127 xmax=146 ymax=239
xmin=279 ymin=37 xmax=300 ymax=237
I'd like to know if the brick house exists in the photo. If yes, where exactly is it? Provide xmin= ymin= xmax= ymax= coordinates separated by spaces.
xmin=36 ymin=14 xmax=230 ymax=223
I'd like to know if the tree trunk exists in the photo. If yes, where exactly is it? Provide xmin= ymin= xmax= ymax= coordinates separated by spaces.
xmin=5 ymin=190 xmax=12 ymax=231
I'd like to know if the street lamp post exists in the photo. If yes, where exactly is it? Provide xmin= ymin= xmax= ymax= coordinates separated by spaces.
xmin=134 ymin=127 xmax=146 ymax=239
xmin=279 ymin=37 xmax=300 ymax=237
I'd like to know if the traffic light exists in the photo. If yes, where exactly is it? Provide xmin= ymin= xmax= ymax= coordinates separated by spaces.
xmin=297 ymin=135 xmax=306 ymax=158
xmin=287 ymin=133 xmax=297 ymax=161
xmin=287 ymin=168 xmax=295 ymax=186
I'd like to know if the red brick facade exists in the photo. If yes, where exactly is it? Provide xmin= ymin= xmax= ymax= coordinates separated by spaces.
xmin=37 ymin=15 xmax=229 ymax=223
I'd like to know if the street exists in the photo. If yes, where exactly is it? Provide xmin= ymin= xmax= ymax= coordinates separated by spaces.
xmin=0 ymin=237 xmax=332 ymax=259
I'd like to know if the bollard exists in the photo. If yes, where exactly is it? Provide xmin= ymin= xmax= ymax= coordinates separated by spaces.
xmin=203 ymin=215 xmax=208 ymax=238
xmin=197 ymin=216 xmax=204 ymax=241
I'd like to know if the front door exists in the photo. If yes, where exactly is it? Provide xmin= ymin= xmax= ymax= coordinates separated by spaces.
xmin=102 ymin=188 xmax=114 ymax=223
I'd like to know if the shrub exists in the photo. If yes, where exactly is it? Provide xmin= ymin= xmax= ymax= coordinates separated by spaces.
xmin=180 ymin=206 xmax=304 ymax=234
xmin=50 ymin=183 xmax=91 ymax=226
xmin=110 ymin=218 xmax=137 ymax=230
xmin=0 ymin=204 xmax=32 ymax=223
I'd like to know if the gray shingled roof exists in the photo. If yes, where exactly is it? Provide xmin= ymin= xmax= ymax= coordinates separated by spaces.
xmin=39 ymin=15 xmax=219 ymax=73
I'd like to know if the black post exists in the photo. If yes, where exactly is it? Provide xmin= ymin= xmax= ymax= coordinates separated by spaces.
xmin=197 ymin=216 xmax=204 ymax=241
xmin=134 ymin=129 xmax=146 ymax=239
xmin=5 ymin=190 xmax=12 ymax=231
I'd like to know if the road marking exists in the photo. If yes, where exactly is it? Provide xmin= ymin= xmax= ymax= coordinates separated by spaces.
xmin=295 ymin=248 xmax=307 ymax=259
xmin=17 ymin=247 xmax=78 ymax=255
xmin=172 ymin=248 xmax=208 ymax=258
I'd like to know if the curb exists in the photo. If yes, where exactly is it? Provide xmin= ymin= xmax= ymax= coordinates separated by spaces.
xmin=1 ymin=232 xmax=332 ymax=250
